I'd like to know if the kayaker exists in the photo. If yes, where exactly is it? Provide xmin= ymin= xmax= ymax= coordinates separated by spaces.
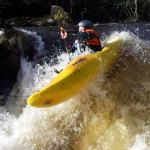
xmin=60 ymin=20 xmax=102 ymax=53
xmin=56 ymin=20 xmax=102 ymax=74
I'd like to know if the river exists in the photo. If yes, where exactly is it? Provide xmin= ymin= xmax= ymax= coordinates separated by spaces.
xmin=0 ymin=24 xmax=150 ymax=150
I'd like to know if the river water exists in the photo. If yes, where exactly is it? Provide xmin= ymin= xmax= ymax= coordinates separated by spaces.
xmin=0 ymin=24 xmax=150 ymax=150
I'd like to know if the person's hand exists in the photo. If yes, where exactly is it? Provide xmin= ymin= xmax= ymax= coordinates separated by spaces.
xmin=60 ymin=27 xmax=67 ymax=39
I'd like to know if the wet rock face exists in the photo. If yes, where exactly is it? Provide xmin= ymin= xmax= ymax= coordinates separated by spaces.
xmin=0 ymin=30 xmax=20 ymax=77
xmin=0 ymin=30 xmax=21 ymax=105
xmin=0 ymin=44 xmax=20 ymax=77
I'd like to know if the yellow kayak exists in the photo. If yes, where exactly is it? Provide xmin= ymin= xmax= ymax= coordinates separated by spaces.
xmin=27 ymin=38 xmax=123 ymax=108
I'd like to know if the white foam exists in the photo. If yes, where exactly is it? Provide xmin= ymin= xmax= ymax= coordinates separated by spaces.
xmin=0 ymin=30 xmax=4 ymax=36
xmin=0 ymin=31 xmax=149 ymax=149
xmin=129 ymin=132 xmax=150 ymax=150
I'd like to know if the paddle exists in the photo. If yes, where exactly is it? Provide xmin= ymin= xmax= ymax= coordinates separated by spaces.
xmin=52 ymin=7 xmax=71 ymax=57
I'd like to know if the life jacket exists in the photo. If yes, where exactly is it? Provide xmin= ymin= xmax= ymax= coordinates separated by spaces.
xmin=84 ymin=29 xmax=101 ymax=46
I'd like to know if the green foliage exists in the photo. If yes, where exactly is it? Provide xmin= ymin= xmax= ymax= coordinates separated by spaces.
xmin=69 ymin=0 xmax=150 ymax=23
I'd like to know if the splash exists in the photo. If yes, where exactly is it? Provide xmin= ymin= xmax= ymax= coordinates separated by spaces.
xmin=0 ymin=30 xmax=4 ymax=36
xmin=106 ymin=31 xmax=150 ymax=63
xmin=0 ymin=31 xmax=150 ymax=150
xmin=129 ymin=132 xmax=150 ymax=150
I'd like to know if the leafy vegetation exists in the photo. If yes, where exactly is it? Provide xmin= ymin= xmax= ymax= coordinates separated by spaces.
xmin=0 ymin=0 xmax=150 ymax=27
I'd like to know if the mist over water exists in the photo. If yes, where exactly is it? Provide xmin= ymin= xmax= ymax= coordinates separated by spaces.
xmin=0 ymin=30 xmax=150 ymax=150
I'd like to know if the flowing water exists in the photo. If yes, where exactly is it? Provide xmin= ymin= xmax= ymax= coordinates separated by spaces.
xmin=0 ymin=26 xmax=150 ymax=150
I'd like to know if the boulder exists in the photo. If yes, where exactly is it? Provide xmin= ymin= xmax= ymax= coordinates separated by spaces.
xmin=0 ymin=29 xmax=21 ymax=105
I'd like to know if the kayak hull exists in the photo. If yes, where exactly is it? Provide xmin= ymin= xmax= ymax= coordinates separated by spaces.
xmin=27 ymin=38 xmax=123 ymax=108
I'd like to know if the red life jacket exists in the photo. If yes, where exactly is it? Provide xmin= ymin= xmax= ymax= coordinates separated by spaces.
xmin=84 ymin=29 xmax=101 ymax=46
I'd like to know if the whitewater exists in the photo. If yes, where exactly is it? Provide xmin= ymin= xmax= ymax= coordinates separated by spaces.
xmin=0 ymin=30 xmax=150 ymax=150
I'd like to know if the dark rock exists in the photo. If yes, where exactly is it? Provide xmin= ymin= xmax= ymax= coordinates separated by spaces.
xmin=4 ymin=16 xmax=57 ymax=27
xmin=0 ymin=29 xmax=21 ymax=105
xmin=0 ymin=44 xmax=20 ymax=77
